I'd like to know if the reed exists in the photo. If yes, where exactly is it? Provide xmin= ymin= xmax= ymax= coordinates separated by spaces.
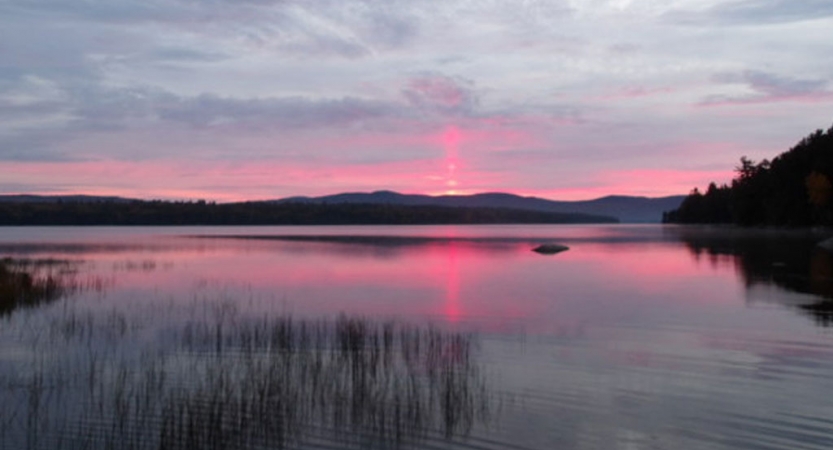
xmin=0 ymin=258 xmax=111 ymax=318
xmin=0 ymin=302 xmax=494 ymax=449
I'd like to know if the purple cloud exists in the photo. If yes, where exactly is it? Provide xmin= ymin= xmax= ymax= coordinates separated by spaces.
xmin=703 ymin=70 xmax=832 ymax=106
xmin=402 ymin=75 xmax=479 ymax=117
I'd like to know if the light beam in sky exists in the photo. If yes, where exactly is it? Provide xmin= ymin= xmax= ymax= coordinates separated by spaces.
xmin=442 ymin=125 xmax=461 ymax=194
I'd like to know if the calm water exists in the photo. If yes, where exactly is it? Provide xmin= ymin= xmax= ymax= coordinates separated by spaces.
xmin=1 ymin=224 xmax=833 ymax=449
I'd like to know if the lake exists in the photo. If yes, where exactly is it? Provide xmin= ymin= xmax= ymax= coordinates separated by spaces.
xmin=1 ymin=224 xmax=833 ymax=449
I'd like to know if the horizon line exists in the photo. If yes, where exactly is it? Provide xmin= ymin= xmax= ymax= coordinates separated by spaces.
xmin=0 ymin=189 xmax=688 ymax=204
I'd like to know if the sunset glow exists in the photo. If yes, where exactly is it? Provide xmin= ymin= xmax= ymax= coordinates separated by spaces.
xmin=1 ymin=1 xmax=831 ymax=200
xmin=443 ymin=125 xmax=462 ymax=194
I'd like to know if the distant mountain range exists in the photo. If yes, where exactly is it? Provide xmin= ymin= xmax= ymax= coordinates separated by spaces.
xmin=0 ymin=191 xmax=685 ymax=223
xmin=271 ymin=191 xmax=685 ymax=223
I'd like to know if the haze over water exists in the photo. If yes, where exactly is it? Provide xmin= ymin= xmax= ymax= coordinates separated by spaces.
xmin=2 ymin=224 xmax=833 ymax=449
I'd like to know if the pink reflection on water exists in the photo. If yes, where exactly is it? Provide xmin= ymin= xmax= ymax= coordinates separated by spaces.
xmin=14 ymin=226 xmax=769 ymax=334
xmin=445 ymin=242 xmax=461 ymax=323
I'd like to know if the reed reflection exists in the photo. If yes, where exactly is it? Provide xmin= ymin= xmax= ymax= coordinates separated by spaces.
xmin=0 ymin=302 xmax=493 ymax=450
xmin=0 ymin=258 xmax=111 ymax=316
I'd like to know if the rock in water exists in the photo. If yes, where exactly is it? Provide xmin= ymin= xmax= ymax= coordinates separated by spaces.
xmin=532 ymin=244 xmax=569 ymax=254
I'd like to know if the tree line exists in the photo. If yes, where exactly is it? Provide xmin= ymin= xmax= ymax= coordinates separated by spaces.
xmin=0 ymin=200 xmax=617 ymax=225
xmin=664 ymin=124 xmax=833 ymax=226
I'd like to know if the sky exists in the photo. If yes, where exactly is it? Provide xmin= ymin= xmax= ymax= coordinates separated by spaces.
xmin=1 ymin=0 xmax=832 ymax=202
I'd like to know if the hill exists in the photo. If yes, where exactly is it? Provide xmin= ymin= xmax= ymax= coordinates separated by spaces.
xmin=274 ymin=191 xmax=684 ymax=223
xmin=0 ymin=192 xmax=685 ymax=224
xmin=665 ymin=123 xmax=833 ymax=226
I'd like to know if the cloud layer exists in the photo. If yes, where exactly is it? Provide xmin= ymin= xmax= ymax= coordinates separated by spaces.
xmin=1 ymin=0 xmax=832 ymax=200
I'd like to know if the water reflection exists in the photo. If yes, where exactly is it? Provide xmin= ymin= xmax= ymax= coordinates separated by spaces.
xmin=673 ymin=228 xmax=833 ymax=326
xmin=0 ymin=258 xmax=103 ymax=316
xmin=0 ymin=302 xmax=492 ymax=449
xmin=3 ymin=226 xmax=833 ymax=449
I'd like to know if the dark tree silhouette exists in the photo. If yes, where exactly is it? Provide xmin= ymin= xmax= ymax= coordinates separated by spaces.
xmin=0 ymin=201 xmax=618 ymax=225
xmin=664 ymin=124 xmax=833 ymax=226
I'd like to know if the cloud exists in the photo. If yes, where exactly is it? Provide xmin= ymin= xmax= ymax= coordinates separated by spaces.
xmin=730 ymin=70 xmax=828 ymax=97
xmin=151 ymin=47 xmax=231 ymax=63
xmin=668 ymin=0 xmax=833 ymax=25
xmin=1 ymin=0 xmax=283 ymax=24
xmin=0 ymin=78 xmax=370 ymax=160
xmin=0 ymin=72 xmax=498 ymax=162
xmin=0 ymin=131 xmax=80 ymax=162
xmin=1 ymin=0 xmax=831 ymax=199
xmin=362 ymin=8 xmax=419 ymax=48
xmin=402 ymin=74 xmax=479 ymax=117
xmin=156 ymin=93 xmax=397 ymax=128
xmin=703 ymin=70 xmax=832 ymax=106
xmin=1 ymin=0 xmax=424 ymax=60
xmin=74 ymin=78 xmax=486 ymax=130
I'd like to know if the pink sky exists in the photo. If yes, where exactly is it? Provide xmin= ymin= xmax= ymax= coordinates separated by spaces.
xmin=1 ymin=1 xmax=832 ymax=201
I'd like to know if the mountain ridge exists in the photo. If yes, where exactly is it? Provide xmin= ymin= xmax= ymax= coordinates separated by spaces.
xmin=0 ymin=191 xmax=685 ymax=223
xmin=269 ymin=191 xmax=685 ymax=223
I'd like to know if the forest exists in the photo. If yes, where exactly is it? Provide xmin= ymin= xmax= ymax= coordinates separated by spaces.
xmin=0 ymin=200 xmax=617 ymax=225
xmin=664 ymin=124 xmax=833 ymax=226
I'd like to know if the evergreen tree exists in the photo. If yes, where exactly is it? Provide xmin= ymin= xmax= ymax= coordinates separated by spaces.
xmin=665 ymin=123 xmax=833 ymax=226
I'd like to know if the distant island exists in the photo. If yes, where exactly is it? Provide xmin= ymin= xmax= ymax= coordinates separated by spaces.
xmin=0 ymin=192 xmax=684 ymax=226
xmin=664 ymin=123 xmax=833 ymax=226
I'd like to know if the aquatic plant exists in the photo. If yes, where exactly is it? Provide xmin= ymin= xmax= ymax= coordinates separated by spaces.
xmin=0 ymin=303 xmax=493 ymax=450
xmin=0 ymin=258 xmax=109 ymax=317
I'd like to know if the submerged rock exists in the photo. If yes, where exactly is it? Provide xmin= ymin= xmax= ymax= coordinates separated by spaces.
xmin=532 ymin=244 xmax=569 ymax=254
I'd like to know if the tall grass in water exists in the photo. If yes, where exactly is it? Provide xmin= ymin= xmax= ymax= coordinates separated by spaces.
xmin=0 ymin=304 xmax=493 ymax=450
xmin=0 ymin=258 xmax=110 ymax=317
